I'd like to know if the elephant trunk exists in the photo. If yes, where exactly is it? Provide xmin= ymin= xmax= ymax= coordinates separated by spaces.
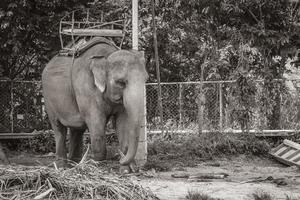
xmin=119 ymin=81 xmax=144 ymax=165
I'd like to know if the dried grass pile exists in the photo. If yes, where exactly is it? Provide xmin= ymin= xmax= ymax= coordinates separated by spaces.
xmin=0 ymin=160 xmax=159 ymax=200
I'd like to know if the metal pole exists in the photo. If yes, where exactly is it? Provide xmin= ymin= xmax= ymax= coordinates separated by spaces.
xmin=179 ymin=83 xmax=182 ymax=129
xmin=10 ymin=81 xmax=14 ymax=133
xmin=71 ymin=11 xmax=75 ymax=46
xmin=132 ymin=0 xmax=138 ymax=50
xmin=151 ymin=0 xmax=164 ymax=131
xmin=219 ymin=82 xmax=223 ymax=132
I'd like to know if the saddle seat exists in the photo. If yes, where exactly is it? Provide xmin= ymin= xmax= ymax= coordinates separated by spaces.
xmin=58 ymin=37 xmax=119 ymax=57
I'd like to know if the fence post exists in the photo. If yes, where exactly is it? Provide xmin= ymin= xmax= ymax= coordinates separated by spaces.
xmin=135 ymin=84 xmax=147 ymax=166
xmin=10 ymin=81 xmax=14 ymax=133
xmin=178 ymin=83 xmax=182 ymax=129
xmin=219 ymin=82 xmax=223 ymax=132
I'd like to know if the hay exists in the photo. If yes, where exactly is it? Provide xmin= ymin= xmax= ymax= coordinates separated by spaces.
xmin=0 ymin=160 xmax=159 ymax=200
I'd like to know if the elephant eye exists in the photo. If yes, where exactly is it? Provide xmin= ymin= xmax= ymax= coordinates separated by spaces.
xmin=115 ymin=79 xmax=126 ymax=88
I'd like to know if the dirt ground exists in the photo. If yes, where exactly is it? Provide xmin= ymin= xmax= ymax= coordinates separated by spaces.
xmin=5 ymin=152 xmax=300 ymax=200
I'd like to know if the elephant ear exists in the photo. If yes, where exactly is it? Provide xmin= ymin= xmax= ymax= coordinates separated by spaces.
xmin=90 ymin=56 xmax=107 ymax=93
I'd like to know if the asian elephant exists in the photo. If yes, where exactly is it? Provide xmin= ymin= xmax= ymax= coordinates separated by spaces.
xmin=42 ymin=37 xmax=148 ymax=170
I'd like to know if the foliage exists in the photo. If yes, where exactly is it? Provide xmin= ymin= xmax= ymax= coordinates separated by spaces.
xmin=1 ymin=0 xmax=300 ymax=130
xmin=146 ymin=132 xmax=271 ymax=171
xmin=252 ymin=191 xmax=273 ymax=200
xmin=29 ymin=130 xmax=55 ymax=153
xmin=5 ymin=130 xmax=55 ymax=153
xmin=0 ymin=0 xmax=88 ymax=80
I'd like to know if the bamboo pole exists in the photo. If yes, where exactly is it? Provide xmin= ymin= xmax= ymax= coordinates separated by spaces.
xmin=151 ymin=0 xmax=164 ymax=132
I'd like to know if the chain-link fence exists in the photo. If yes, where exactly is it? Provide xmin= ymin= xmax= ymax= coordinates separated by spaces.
xmin=0 ymin=80 xmax=50 ymax=133
xmin=1 ymin=79 xmax=300 ymax=134
xmin=146 ymin=80 xmax=300 ymax=134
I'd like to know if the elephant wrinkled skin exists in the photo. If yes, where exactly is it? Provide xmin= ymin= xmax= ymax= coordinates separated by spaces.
xmin=42 ymin=38 xmax=148 ymax=170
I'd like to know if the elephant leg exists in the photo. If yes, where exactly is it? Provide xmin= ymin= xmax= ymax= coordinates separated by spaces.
xmin=51 ymin=119 xmax=67 ymax=168
xmin=116 ymin=112 xmax=135 ymax=173
xmin=87 ymin=114 xmax=107 ymax=161
xmin=68 ymin=128 xmax=85 ymax=164
xmin=116 ymin=112 xmax=128 ymax=155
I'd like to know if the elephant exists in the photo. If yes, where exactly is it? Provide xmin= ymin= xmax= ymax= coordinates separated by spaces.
xmin=42 ymin=37 xmax=148 ymax=171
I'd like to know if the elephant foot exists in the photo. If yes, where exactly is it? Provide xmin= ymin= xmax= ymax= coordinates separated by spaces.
xmin=119 ymin=165 xmax=131 ymax=174
xmin=54 ymin=158 xmax=70 ymax=169
xmin=119 ymin=161 xmax=138 ymax=174
xmin=93 ymin=152 xmax=106 ymax=161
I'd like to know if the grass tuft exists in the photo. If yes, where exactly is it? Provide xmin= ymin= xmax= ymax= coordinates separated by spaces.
xmin=252 ymin=191 xmax=273 ymax=200
xmin=186 ymin=190 xmax=223 ymax=200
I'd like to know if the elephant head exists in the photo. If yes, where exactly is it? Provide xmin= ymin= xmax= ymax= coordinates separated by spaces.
xmin=90 ymin=50 xmax=148 ymax=165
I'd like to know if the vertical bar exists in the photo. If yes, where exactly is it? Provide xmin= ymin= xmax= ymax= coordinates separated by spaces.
xmin=151 ymin=0 xmax=163 ymax=132
xmin=198 ymin=60 xmax=205 ymax=135
xmin=86 ymin=9 xmax=89 ymax=22
xmin=198 ymin=82 xmax=203 ymax=135
xmin=25 ymin=83 xmax=29 ymax=129
xmin=132 ymin=0 xmax=147 ymax=166
xmin=101 ymin=11 xmax=104 ymax=23
xmin=71 ymin=11 xmax=75 ymax=46
xmin=179 ymin=83 xmax=182 ymax=129
xmin=10 ymin=81 xmax=14 ymax=133
xmin=219 ymin=82 xmax=223 ymax=132
xmin=132 ymin=0 xmax=138 ymax=50
xmin=59 ymin=20 xmax=64 ymax=49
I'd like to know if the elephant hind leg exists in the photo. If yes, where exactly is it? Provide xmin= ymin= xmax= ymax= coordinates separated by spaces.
xmin=68 ymin=128 xmax=85 ymax=164
xmin=50 ymin=119 xmax=68 ymax=168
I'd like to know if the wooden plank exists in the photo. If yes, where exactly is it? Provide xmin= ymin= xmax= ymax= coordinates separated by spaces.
xmin=285 ymin=149 xmax=300 ymax=160
xmin=277 ymin=146 xmax=293 ymax=157
xmin=269 ymin=143 xmax=284 ymax=155
xmin=270 ymin=139 xmax=300 ymax=167
xmin=62 ymin=29 xmax=123 ymax=37
xmin=274 ymin=146 xmax=288 ymax=156
xmin=283 ymin=139 xmax=300 ymax=150
xmin=282 ymin=149 xmax=296 ymax=159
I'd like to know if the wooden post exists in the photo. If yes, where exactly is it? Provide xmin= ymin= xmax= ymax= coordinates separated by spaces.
xmin=151 ymin=0 xmax=164 ymax=132
xmin=198 ymin=61 xmax=205 ymax=135
xmin=132 ymin=0 xmax=147 ymax=166
xmin=10 ymin=81 xmax=14 ymax=133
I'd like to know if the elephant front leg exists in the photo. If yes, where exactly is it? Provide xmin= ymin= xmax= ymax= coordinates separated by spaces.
xmin=116 ymin=112 xmax=137 ymax=173
xmin=87 ymin=115 xmax=107 ymax=161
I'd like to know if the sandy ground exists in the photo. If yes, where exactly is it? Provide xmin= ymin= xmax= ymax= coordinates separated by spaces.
xmin=5 ymin=152 xmax=300 ymax=200
xmin=134 ymin=156 xmax=300 ymax=200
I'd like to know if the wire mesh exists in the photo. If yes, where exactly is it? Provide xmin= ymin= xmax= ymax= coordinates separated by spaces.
xmin=0 ymin=81 xmax=12 ymax=133
xmin=1 ymin=80 xmax=300 ymax=134
xmin=146 ymin=80 xmax=300 ymax=134
xmin=0 ymin=80 xmax=50 ymax=133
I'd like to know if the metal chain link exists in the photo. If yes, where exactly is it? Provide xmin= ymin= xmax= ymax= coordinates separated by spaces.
xmin=1 ymin=80 xmax=300 ymax=134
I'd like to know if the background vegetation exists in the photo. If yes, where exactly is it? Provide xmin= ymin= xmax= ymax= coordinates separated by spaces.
xmin=1 ymin=0 xmax=300 ymax=131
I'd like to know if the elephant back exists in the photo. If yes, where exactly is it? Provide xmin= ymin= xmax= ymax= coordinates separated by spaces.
xmin=58 ymin=37 xmax=119 ymax=58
